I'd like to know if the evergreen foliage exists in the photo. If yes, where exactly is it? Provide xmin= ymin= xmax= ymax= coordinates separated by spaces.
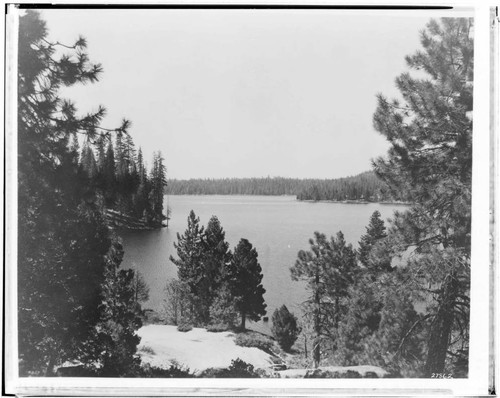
xmin=163 ymin=279 xmax=194 ymax=326
xmin=357 ymin=210 xmax=388 ymax=270
xmin=234 ymin=332 xmax=274 ymax=354
xmin=290 ymin=231 xmax=358 ymax=368
xmin=199 ymin=358 xmax=261 ymax=378
xmin=271 ymin=305 xmax=301 ymax=352
xmin=372 ymin=18 xmax=473 ymax=376
xmin=170 ymin=214 xmax=267 ymax=330
xmin=89 ymin=246 xmax=143 ymax=377
xmin=208 ymin=284 xmax=239 ymax=330
xmin=133 ymin=271 xmax=150 ymax=304
xmin=17 ymin=10 xmax=145 ymax=376
xmin=227 ymin=239 xmax=267 ymax=330
xmin=169 ymin=211 xmax=207 ymax=324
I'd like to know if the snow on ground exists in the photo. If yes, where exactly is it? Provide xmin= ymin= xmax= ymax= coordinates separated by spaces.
xmin=137 ymin=325 xmax=274 ymax=374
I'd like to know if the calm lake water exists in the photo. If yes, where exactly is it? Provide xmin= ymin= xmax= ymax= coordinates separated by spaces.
xmin=119 ymin=195 xmax=405 ymax=328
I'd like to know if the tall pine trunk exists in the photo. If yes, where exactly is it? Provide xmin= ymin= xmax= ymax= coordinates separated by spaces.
xmin=313 ymin=270 xmax=321 ymax=368
xmin=424 ymin=273 xmax=458 ymax=376
xmin=240 ymin=312 xmax=246 ymax=330
xmin=45 ymin=355 xmax=56 ymax=377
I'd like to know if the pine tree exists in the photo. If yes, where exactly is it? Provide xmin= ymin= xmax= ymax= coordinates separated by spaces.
xmin=89 ymin=240 xmax=143 ymax=377
xmin=372 ymin=18 xmax=473 ymax=376
xmin=170 ymin=210 xmax=206 ymax=323
xmin=17 ymin=10 xmax=136 ymax=375
xmin=150 ymin=152 xmax=167 ymax=225
xmin=137 ymin=147 xmax=145 ymax=182
xmin=227 ymin=239 xmax=267 ymax=330
xmin=96 ymin=136 xmax=107 ymax=172
xmin=115 ymin=132 xmax=127 ymax=178
xmin=290 ymin=231 xmax=358 ymax=368
xmin=80 ymin=138 xmax=98 ymax=178
xmin=103 ymin=139 xmax=117 ymax=206
xmin=271 ymin=305 xmax=301 ymax=352
xmin=69 ymin=133 xmax=80 ymax=164
xmin=164 ymin=279 xmax=194 ymax=326
xmin=133 ymin=270 xmax=150 ymax=304
xmin=208 ymin=284 xmax=239 ymax=329
xmin=204 ymin=216 xmax=232 ymax=306
xmin=357 ymin=210 xmax=388 ymax=270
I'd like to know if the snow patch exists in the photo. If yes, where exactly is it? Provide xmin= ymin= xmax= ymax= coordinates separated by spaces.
xmin=137 ymin=325 xmax=273 ymax=374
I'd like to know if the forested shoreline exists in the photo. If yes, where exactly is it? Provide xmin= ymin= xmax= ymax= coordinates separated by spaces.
xmin=78 ymin=134 xmax=168 ymax=229
xmin=167 ymin=171 xmax=405 ymax=203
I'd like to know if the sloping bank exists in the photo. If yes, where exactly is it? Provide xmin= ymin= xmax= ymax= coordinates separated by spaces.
xmin=136 ymin=325 xmax=388 ymax=378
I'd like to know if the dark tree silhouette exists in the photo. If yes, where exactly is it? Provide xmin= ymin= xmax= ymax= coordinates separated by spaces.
xmin=227 ymin=239 xmax=267 ymax=330
xmin=372 ymin=18 xmax=473 ymax=376
xmin=271 ymin=305 xmax=301 ymax=352
xmin=17 ymin=10 xmax=142 ymax=376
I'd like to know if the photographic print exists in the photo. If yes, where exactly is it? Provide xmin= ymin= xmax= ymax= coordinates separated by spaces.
xmin=4 ymin=3 xmax=493 ymax=395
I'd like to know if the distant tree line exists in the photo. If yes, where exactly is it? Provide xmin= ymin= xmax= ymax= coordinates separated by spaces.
xmin=296 ymin=171 xmax=405 ymax=202
xmin=167 ymin=172 xmax=403 ymax=202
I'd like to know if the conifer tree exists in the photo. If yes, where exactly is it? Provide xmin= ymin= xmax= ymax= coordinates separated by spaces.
xmin=150 ymin=151 xmax=167 ymax=225
xmin=103 ymin=139 xmax=117 ymax=205
xmin=69 ymin=133 xmax=80 ymax=164
xmin=227 ymin=239 xmax=267 ymax=330
xmin=115 ymin=132 xmax=127 ymax=178
xmin=204 ymin=216 xmax=232 ymax=295
xmin=96 ymin=136 xmax=107 ymax=172
xmin=271 ymin=305 xmax=301 ymax=352
xmin=84 ymin=240 xmax=143 ymax=377
xmin=80 ymin=138 xmax=98 ymax=178
xmin=137 ymin=147 xmax=146 ymax=182
xmin=133 ymin=270 xmax=150 ymax=304
xmin=17 ymin=10 xmax=134 ymax=375
xmin=170 ymin=210 xmax=206 ymax=323
xmin=290 ymin=231 xmax=358 ymax=368
xmin=372 ymin=18 xmax=473 ymax=376
xmin=358 ymin=210 xmax=388 ymax=270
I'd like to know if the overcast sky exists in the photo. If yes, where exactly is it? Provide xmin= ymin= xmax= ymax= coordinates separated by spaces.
xmin=39 ymin=9 xmax=432 ymax=179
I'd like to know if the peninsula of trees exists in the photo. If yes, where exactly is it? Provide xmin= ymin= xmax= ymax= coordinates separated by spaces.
xmin=79 ymin=134 xmax=167 ymax=229
xmin=167 ymin=171 xmax=404 ymax=202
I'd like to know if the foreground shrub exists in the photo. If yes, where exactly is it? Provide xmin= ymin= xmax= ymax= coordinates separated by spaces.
xmin=177 ymin=323 xmax=193 ymax=332
xmin=234 ymin=332 xmax=274 ymax=354
xmin=55 ymin=365 xmax=98 ymax=377
xmin=198 ymin=358 xmax=261 ymax=378
xmin=207 ymin=323 xmax=231 ymax=332
xmin=304 ymin=369 xmax=363 ymax=378
xmin=139 ymin=345 xmax=156 ymax=355
xmin=139 ymin=363 xmax=193 ymax=378
xmin=271 ymin=305 xmax=300 ymax=352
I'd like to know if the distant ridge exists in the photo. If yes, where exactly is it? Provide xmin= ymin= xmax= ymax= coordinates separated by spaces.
xmin=166 ymin=171 xmax=402 ymax=202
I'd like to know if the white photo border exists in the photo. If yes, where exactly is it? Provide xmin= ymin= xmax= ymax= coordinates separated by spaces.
xmin=3 ymin=2 xmax=493 ymax=396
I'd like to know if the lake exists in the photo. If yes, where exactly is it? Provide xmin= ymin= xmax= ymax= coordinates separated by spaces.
xmin=119 ymin=195 xmax=406 ymax=329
